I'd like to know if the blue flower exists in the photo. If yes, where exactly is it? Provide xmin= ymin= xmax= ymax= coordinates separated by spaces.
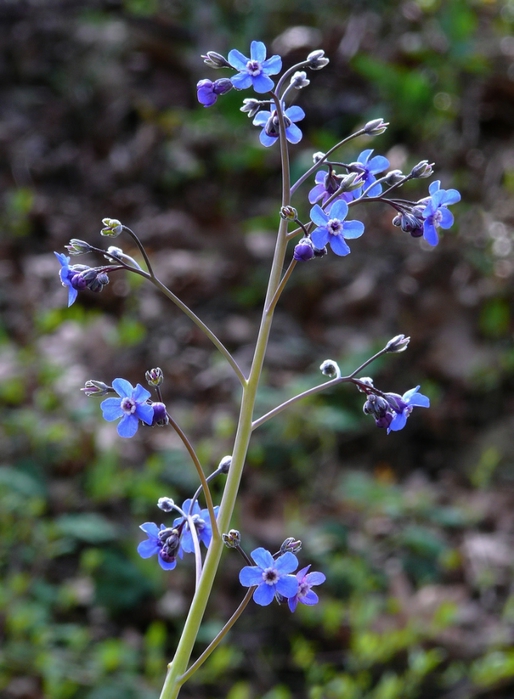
xmin=288 ymin=565 xmax=326 ymax=612
xmin=350 ymin=149 xmax=390 ymax=198
xmin=228 ymin=41 xmax=282 ymax=93
xmin=197 ymin=78 xmax=233 ymax=107
xmin=310 ymin=200 xmax=365 ymax=256
xmin=385 ymin=386 xmax=430 ymax=433
xmin=100 ymin=378 xmax=154 ymax=438
xmin=421 ymin=180 xmax=461 ymax=246
xmin=308 ymin=169 xmax=352 ymax=206
xmin=55 ymin=252 xmax=84 ymax=306
xmin=172 ymin=498 xmax=219 ymax=556
xmin=239 ymin=547 xmax=299 ymax=606
xmin=252 ymin=104 xmax=305 ymax=147
xmin=137 ymin=522 xmax=180 ymax=571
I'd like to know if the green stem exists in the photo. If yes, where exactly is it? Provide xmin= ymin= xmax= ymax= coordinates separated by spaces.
xmin=178 ymin=588 xmax=254 ymax=684
xmin=157 ymin=93 xmax=293 ymax=699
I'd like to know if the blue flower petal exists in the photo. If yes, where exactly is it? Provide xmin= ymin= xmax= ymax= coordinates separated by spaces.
xmin=230 ymin=72 xmax=253 ymax=90
xmin=253 ymin=583 xmax=275 ymax=606
xmin=158 ymin=555 xmax=177 ymax=571
xmin=285 ymin=122 xmax=303 ymax=144
xmin=240 ymin=565 xmax=264 ymax=587
xmin=329 ymin=235 xmax=351 ymax=256
xmin=133 ymin=383 xmax=152 ymax=403
xmin=112 ymin=378 xmax=134 ymax=398
xmin=259 ymin=130 xmax=277 ymax=147
xmin=310 ymin=204 xmax=329 ymax=227
xmin=227 ymin=49 xmax=248 ymax=71
xmin=250 ymin=40 xmax=266 ymax=63
xmin=262 ymin=54 xmax=282 ymax=75
xmin=328 ymin=199 xmax=349 ymax=221
xmin=423 ymin=220 xmax=439 ymax=246
xmin=367 ymin=155 xmax=389 ymax=173
xmin=140 ymin=522 xmax=161 ymax=537
xmin=310 ymin=228 xmax=329 ymax=249
xmin=343 ymin=220 xmax=365 ymax=239
xmin=117 ymin=414 xmax=139 ymax=438
xmin=100 ymin=397 xmax=124 ymax=421
xmin=274 ymin=552 xmax=298 ymax=574
xmin=251 ymin=547 xmax=274 ymax=569
xmin=135 ymin=402 xmax=154 ymax=426
xmin=138 ymin=539 xmax=160 ymax=558
xmin=285 ymin=105 xmax=305 ymax=123
xmin=252 ymin=73 xmax=274 ymax=93
xmin=252 ymin=110 xmax=271 ymax=126
xmin=276 ymin=574 xmax=299 ymax=599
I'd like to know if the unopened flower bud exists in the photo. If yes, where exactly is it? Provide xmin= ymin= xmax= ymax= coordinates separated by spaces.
xmin=280 ymin=206 xmax=297 ymax=220
xmin=157 ymin=497 xmax=175 ymax=512
xmin=363 ymin=118 xmax=389 ymax=135
xmin=294 ymin=237 xmax=315 ymax=262
xmin=218 ymin=455 xmax=232 ymax=474
xmin=202 ymin=51 xmax=231 ymax=69
xmin=339 ymin=172 xmax=363 ymax=192
xmin=320 ymin=359 xmax=341 ymax=379
xmin=150 ymin=402 xmax=168 ymax=426
xmin=66 ymin=239 xmax=92 ymax=255
xmin=312 ymin=151 xmax=325 ymax=163
xmin=307 ymin=49 xmax=329 ymax=70
xmin=410 ymin=160 xmax=434 ymax=179
xmin=222 ymin=529 xmax=241 ymax=548
xmin=146 ymin=367 xmax=164 ymax=387
xmin=101 ymin=218 xmax=123 ymax=237
xmin=385 ymin=334 xmax=410 ymax=353
xmin=290 ymin=70 xmax=310 ymax=89
xmin=240 ymin=98 xmax=262 ymax=118
xmin=383 ymin=170 xmax=404 ymax=186
xmin=280 ymin=537 xmax=302 ymax=554
xmin=81 ymin=380 xmax=112 ymax=397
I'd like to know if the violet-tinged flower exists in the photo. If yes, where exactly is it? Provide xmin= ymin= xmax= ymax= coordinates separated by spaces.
xmin=173 ymin=499 xmax=219 ymax=556
xmin=308 ymin=169 xmax=353 ymax=206
xmin=288 ymin=564 xmax=326 ymax=612
xmin=310 ymin=200 xmax=364 ymax=256
xmin=239 ymin=547 xmax=299 ymax=606
xmin=55 ymin=252 xmax=83 ymax=306
xmin=252 ymin=104 xmax=305 ymax=147
xmin=137 ymin=522 xmax=180 ymax=571
xmin=228 ymin=41 xmax=282 ymax=93
xmin=100 ymin=378 xmax=154 ymax=438
xmin=420 ymin=180 xmax=461 ymax=246
xmin=196 ymin=78 xmax=233 ymax=107
xmin=385 ymin=385 xmax=430 ymax=433
xmin=349 ymin=149 xmax=390 ymax=198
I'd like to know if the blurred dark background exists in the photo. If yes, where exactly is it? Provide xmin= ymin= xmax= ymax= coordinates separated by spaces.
xmin=1 ymin=1 xmax=514 ymax=698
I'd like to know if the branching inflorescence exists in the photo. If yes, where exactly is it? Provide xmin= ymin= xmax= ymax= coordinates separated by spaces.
xmin=54 ymin=39 xmax=460 ymax=698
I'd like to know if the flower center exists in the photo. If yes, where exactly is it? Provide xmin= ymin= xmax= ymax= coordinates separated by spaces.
xmin=433 ymin=209 xmax=443 ymax=226
xmin=246 ymin=59 xmax=262 ymax=76
xmin=120 ymin=397 xmax=136 ymax=415
xmin=327 ymin=218 xmax=343 ymax=236
xmin=298 ymin=582 xmax=309 ymax=597
xmin=262 ymin=567 xmax=279 ymax=585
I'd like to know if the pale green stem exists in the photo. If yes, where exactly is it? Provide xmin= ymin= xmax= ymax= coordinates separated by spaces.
xmin=178 ymin=588 xmax=255 ymax=684
xmin=157 ymin=95 xmax=292 ymax=699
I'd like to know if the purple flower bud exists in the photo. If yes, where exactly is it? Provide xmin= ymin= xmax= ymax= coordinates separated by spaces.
xmin=294 ymin=237 xmax=315 ymax=261
xmin=81 ymin=380 xmax=112 ymax=397
xmin=222 ymin=529 xmax=241 ymax=548
xmin=197 ymin=78 xmax=233 ymax=107
xmin=307 ymin=49 xmax=329 ymax=70
xmin=151 ymin=401 xmax=168 ymax=426
xmin=157 ymin=497 xmax=175 ymax=512
xmin=145 ymin=367 xmax=164 ymax=387
xmin=202 ymin=51 xmax=231 ymax=69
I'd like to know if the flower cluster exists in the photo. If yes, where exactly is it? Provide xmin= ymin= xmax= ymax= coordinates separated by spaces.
xmin=54 ymin=252 xmax=110 ymax=307
xmin=361 ymin=379 xmax=430 ymax=434
xmin=239 ymin=547 xmax=325 ymax=611
xmin=138 ymin=499 xmax=219 ymax=571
